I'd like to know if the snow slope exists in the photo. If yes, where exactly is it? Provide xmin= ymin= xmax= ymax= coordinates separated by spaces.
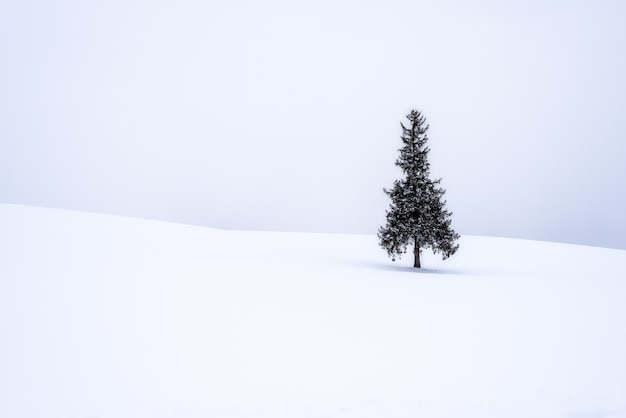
xmin=1 ymin=203 xmax=625 ymax=418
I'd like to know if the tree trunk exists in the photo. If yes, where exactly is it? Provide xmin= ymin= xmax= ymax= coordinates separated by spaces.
xmin=413 ymin=239 xmax=421 ymax=268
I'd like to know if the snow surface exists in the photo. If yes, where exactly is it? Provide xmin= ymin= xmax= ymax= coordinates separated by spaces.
xmin=1 ymin=202 xmax=626 ymax=418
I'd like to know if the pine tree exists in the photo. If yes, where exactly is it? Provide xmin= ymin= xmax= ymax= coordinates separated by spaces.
xmin=378 ymin=109 xmax=459 ymax=268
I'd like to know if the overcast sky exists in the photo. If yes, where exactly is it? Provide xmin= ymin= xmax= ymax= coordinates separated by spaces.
xmin=1 ymin=0 xmax=625 ymax=249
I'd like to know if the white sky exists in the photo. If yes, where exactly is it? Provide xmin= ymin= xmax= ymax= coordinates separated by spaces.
xmin=1 ymin=0 xmax=625 ymax=249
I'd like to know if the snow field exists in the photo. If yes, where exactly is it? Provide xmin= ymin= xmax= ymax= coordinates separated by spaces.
xmin=1 ymin=203 xmax=625 ymax=417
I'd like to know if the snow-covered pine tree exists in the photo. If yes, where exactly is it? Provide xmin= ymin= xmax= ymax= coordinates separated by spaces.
xmin=378 ymin=109 xmax=459 ymax=268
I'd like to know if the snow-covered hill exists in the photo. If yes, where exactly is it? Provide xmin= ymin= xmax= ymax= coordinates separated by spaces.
xmin=1 ymin=203 xmax=625 ymax=418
